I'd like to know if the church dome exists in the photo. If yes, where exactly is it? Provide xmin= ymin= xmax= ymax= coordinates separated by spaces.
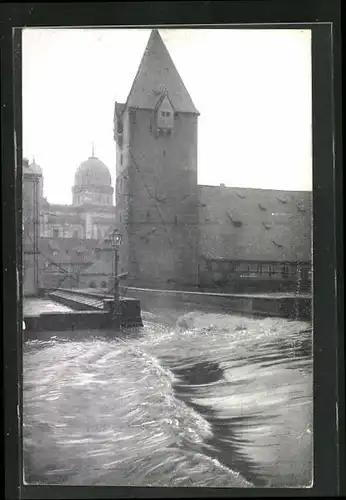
xmin=74 ymin=156 xmax=111 ymax=187
xmin=29 ymin=158 xmax=43 ymax=175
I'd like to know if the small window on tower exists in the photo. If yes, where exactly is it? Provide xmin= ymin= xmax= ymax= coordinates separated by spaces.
xmin=120 ymin=153 xmax=123 ymax=166
xmin=156 ymin=96 xmax=174 ymax=131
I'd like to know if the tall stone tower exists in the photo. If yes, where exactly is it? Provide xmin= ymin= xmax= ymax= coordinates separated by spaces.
xmin=114 ymin=29 xmax=199 ymax=289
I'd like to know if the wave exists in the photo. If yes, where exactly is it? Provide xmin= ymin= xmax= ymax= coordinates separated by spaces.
xmin=23 ymin=337 xmax=252 ymax=487
xmin=23 ymin=308 xmax=312 ymax=488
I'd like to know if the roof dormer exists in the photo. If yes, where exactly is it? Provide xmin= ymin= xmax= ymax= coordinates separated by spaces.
xmin=156 ymin=94 xmax=174 ymax=130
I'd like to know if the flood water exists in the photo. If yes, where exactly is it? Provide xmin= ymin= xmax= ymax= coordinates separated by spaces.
xmin=23 ymin=307 xmax=313 ymax=488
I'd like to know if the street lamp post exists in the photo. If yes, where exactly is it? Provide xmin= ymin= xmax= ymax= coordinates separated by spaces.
xmin=108 ymin=229 xmax=123 ymax=330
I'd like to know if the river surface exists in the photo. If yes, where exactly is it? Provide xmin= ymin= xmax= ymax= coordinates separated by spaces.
xmin=23 ymin=306 xmax=313 ymax=488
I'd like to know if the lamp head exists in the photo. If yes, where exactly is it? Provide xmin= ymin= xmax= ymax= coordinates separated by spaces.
xmin=108 ymin=228 xmax=123 ymax=249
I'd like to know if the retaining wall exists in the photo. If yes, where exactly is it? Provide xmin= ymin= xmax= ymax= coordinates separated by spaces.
xmin=122 ymin=287 xmax=312 ymax=321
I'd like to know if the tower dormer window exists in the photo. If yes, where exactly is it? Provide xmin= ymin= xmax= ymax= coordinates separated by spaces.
xmin=156 ymin=95 xmax=174 ymax=131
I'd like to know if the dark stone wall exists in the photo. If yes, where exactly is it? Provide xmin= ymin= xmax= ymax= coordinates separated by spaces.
xmin=124 ymin=287 xmax=312 ymax=321
xmin=24 ymin=311 xmax=110 ymax=332
xmin=118 ymin=108 xmax=199 ymax=289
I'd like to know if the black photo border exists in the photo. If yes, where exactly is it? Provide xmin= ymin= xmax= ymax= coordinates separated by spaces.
xmin=1 ymin=1 xmax=343 ymax=498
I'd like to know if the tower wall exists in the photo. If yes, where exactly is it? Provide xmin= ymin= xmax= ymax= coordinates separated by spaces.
xmin=117 ymin=107 xmax=199 ymax=288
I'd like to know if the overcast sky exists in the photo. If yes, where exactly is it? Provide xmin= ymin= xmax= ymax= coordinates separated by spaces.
xmin=22 ymin=27 xmax=312 ymax=205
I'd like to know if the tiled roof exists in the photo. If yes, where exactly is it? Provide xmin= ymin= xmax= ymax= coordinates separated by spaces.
xmin=125 ymin=30 xmax=199 ymax=114
xmin=37 ymin=237 xmax=99 ymax=266
xmin=198 ymin=185 xmax=312 ymax=263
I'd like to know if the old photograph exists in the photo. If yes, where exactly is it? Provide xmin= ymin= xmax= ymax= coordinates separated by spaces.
xmin=22 ymin=27 xmax=313 ymax=487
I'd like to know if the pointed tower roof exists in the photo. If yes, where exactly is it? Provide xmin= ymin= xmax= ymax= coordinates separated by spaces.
xmin=126 ymin=29 xmax=199 ymax=114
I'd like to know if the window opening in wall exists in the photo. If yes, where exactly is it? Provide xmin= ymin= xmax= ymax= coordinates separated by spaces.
xmin=120 ymin=153 xmax=123 ymax=166
xmin=72 ymin=230 xmax=79 ymax=239
xmin=156 ymin=128 xmax=172 ymax=138
xmin=53 ymin=229 xmax=59 ymax=239
xmin=174 ymin=215 xmax=178 ymax=225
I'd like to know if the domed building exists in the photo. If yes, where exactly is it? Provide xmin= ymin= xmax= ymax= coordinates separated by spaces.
xmin=29 ymin=158 xmax=44 ymax=198
xmin=72 ymin=155 xmax=113 ymax=206
xmin=40 ymin=150 xmax=115 ymax=240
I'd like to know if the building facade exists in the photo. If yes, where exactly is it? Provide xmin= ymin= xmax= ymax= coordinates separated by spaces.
xmin=37 ymin=153 xmax=115 ymax=240
xmin=114 ymin=29 xmax=312 ymax=292
xmin=22 ymin=154 xmax=116 ymax=294
xmin=23 ymin=158 xmax=41 ymax=296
